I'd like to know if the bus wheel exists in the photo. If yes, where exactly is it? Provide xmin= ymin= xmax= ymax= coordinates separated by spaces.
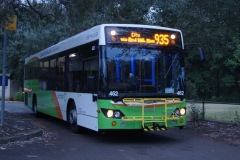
xmin=68 ymin=102 xmax=81 ymax=133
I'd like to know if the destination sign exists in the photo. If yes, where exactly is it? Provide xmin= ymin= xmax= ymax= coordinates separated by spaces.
xmin=105 ymin=27 xmax=182 ymax=48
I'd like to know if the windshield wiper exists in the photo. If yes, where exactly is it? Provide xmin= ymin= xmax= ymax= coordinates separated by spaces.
xmin=164 ymin=54 xmax=178 ymax=79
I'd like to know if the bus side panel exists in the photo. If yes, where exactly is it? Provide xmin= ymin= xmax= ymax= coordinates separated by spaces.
xmin=55 ymin=92 xmax=98 ymax=131
xmin=75 ymin=93 xmax=98 ymax=131
xmin=37 ymin=91 xmax=61 ymax=119
xmin=24 ymin=79 xmax=64 ymax=119
xmin=25 ymin=83 xmax=99 ymax=132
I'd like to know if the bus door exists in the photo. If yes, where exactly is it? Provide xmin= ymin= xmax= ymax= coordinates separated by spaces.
xmin=77 ymin=57 xmax=98 ymax=130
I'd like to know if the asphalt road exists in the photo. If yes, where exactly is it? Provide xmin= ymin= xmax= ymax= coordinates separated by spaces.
xmin=1 ymin=102 xmax=240 ymax=160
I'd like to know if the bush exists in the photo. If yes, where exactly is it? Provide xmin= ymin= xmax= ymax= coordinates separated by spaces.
xmin=188 ymin=101 xmax=204 ymax=122
xmin=14 ymin=91 xmax=24 ymax=101
xmin=234 ymin=111 xmax=240 ymax=127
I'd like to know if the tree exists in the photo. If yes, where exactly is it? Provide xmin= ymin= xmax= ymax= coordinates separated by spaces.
xmin=1 ymin=0 xmax=240 ymax=101
xmin=150 ymin=0 xmax=240 ymax=101
xmin=1 ymin=0 xmax=69 ymax=87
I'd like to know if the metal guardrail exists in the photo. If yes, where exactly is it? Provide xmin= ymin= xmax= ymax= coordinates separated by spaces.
xmin=122 ymin=98 xmax=182 ymax=130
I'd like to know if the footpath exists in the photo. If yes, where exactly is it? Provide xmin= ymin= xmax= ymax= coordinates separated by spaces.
xmin=0 ymin=102 xmax=43 ymax=144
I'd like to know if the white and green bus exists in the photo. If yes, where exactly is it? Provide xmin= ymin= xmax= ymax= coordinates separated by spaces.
xmin=24 ymin=24 xmax=186 ymax=133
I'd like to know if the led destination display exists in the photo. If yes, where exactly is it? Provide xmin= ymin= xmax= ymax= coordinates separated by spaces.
xmin=105 ymin=27 xmax=182 ymax=48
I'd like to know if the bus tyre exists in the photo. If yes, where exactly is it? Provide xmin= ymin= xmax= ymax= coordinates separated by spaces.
xmin=68 ymin=102 xmax=81 ymax=133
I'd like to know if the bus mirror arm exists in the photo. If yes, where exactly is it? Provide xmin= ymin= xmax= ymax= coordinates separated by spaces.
xmin=198 ymin=47 xmax=206 ymax=61
xmin=184 ymin=44 xmax=206 ymax=61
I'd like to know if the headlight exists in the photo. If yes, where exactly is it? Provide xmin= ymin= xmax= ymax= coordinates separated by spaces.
xmin=114 ymin=111 xmax=121 ymax=118
xmin=107 ymin=110 xmax=114 ymax=118
xmin=101 ymin=109 xmax=125 ymax=119
xmin=172 ymin=108 xmax=186 ymax=116
xmin=179 ymin=108 xmax=186 ymax=116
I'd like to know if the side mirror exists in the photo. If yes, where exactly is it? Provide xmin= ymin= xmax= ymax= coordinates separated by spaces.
xmin=184 ymin=44 xmax=206 ymax=61
xmin=198 ymin=47 xmax=206 ymax=61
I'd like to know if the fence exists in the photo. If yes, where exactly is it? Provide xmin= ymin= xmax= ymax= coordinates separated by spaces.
xmin=186 ymin=100 xmax=240 ymax=124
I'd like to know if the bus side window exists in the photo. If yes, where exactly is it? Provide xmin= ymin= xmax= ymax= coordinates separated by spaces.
xmin=69 ymin=52 xmax=82 ymax=92
xmin=40 ymin=81 xmax=47 ymax=90
xmin=39 ymin=60 xmax=49 ymax=90
xmin=57 ymin=56 xmax=66 ymax=91
xmin=48 ymin=58 xmax=57 ymax=90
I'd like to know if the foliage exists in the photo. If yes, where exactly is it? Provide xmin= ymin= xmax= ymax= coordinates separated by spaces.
xmin=0 ymin=0 xmax=240 ymax=102
xmin=188 ymin=101 xmax=204 ymax=122
xmin=152 ymin=0 xmax=240 ymax=102
xmin=13 ymin=90 xmax=24 ymax=101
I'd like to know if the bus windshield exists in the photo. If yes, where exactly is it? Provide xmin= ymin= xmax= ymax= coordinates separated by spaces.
xmin=100 ymin=45 xmax=185 ymax=98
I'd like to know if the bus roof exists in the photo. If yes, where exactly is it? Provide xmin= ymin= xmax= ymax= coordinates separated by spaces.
xmin=25 ymin=24 xmax=183 ymax=64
